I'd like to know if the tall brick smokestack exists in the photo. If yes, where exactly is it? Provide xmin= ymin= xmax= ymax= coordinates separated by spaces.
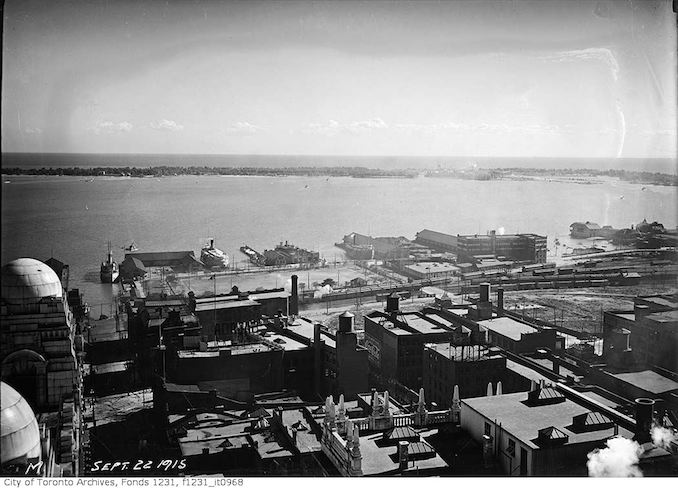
xmin=290 ymin=274 xmax=299 ymax=316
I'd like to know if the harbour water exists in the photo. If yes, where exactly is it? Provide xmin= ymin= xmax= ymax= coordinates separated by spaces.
xmin=1 ymin=173 xmax=676 ymax=309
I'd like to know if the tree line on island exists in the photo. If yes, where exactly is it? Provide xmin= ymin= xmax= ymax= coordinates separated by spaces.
xmin=1 ymin=165 xmax=675 ymax=185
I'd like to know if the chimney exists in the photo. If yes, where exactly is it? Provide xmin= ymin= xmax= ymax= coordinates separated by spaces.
xmin=479 ymin=283 xmax=490 ymax=303
xmin=490 ymin=230 xmax=496 ymax=255
xmin=290 ymin=275 xmax=299 ymax=316
xmin=398 ymin=441 xmax=409 ymax=470
xmin=634 ymin=398 xmax=655 ymax=444
xmin=497 ymin=288 xmax=504 ymax=316
xmin=553 ymin=361 xmax=560 ymax=375
xmin=634 ymin=304 xmax=650 ymax=321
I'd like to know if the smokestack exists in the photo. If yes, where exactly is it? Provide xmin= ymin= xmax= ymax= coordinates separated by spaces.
xmin=490 ymin=230 xmax=496 ymax=255
xmin=479 ymin=283 xmax=490 ymax=303
xmin=497 ymin=288 xmax=504 ymax=316
xmin=634 ymin=398 xmax=655 ymax=444
xmin=290 ymin=275 xmax=299 ymax=316
xmin=398 ymin=441 xmax=409 ymax=470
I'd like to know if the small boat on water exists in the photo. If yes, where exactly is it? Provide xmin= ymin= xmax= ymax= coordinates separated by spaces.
xmin=123 ymin=241 xmax=139 ymax=252
xmin=201 ymin=238 xmax=229 ymax=268
xmin=100 ymin=242 xmax=119 ymax=283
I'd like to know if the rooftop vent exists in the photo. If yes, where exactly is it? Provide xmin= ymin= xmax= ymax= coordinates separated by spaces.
xmin=527 ymin=387 xmax=566 ymax=406
xmin=571 ymin=412 xmax=614 ymax=432
xmin=382 ymin=426 xmax=420 ymax=444
xmin=404 ymin=441 xmax=436 ymax=460
xmin=536 ymin=426 xmax=569 ymax=447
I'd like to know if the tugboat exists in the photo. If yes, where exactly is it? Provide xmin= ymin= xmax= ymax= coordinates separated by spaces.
xmin=100 ymin=242 xmax=119 ymax=283
xmin=123 ymin=241 xmax=139 ymax=252
xmin=201 ymin=238 xmax=229 ymax=268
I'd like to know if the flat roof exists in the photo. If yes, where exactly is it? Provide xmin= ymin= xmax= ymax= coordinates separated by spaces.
xmin=406 ymin=262 xmax=459 ymax=274
xmin=194 ymin=299 xmax=260 ymax=312
xmin=404 ymin=314 xmax=451 ymax=335
xmin=278 ymin=409 xmax=320 ymax=454
xmin=145 ymin=299 xmax=185 ymax=307
xmin=479 ymin=316 xmax=539 ymax=341
xmin=426 ymin=344 xmax=497 ymax=362
xmin=505 ymin=360 xmax=550 ymax=384
xmin=357 ymin=429 xmax=448 ymax=475
xmin=285 ymin=317 xmax=316 ymax=340
xmin=178 ymin=420 xmax=253 ymax=456
xmin=177 ymin=342 xmax=274 ymax=358
xmin=462 ymin=391 xmax=633 ymax=449
xmin=611 ymin=370 xmax=678 ymax=394
xmin=261 ymin=332 xmax=308 ymax=351
xmin=283 ymin=318 xmax=337 ymax=349
xmin=250 ymin=431 xmax=293 ymax=459
xmin=249 ymin=291 xmax=290 ymax=301
xmin=421 ymin=311 xmax=458 ymax=329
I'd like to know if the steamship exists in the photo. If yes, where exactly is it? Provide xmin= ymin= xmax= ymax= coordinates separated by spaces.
xmin=100 ymin=242 xmax=119 ymax=283
xmin=201 ymin=238 xmax=229 ymax=268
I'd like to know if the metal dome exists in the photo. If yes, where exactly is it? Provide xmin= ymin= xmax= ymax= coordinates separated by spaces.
xmin=1 ymin=382 xmax=41 ymax=467
xmin=1 ymin=258 xmax=62 ymax=305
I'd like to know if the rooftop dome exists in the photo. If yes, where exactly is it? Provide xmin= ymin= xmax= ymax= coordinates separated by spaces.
xmin=1 ymin=382 xmax=41 ymax=467
xmin=1 ymin=258 xmax=62 ymax=305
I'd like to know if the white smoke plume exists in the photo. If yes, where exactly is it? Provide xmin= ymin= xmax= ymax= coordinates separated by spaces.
xmin=651 ymin=425 xmax=677 ymax=450
xmin=587 ymin=437 xmax=643 ymax=477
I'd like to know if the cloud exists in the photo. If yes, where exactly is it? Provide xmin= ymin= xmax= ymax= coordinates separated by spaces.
xmin=539 ymin=47 xmax=620 ymax=81
xmin=90 ymin=120 xmax=133 ymax=135
xmin=149 ymin=119 xmax=184 ymax=131
xmin=225 ymin=122 xmax=263 ymax=134
xmin=24 ymin=127 xmax=42 ymax=134
xmin=304 ymin=118 xmax=388 ymax=136
xmin=393 ymin=121 xmax=563 ymax=135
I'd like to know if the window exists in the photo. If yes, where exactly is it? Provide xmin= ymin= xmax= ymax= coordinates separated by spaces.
xmin=484 ymin=422 xmax=492 ymax=437
xmin=507 ymin=439 xmax=516 ymax=456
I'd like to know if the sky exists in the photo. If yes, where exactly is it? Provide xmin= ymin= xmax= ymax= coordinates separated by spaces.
xmin=2 ymin=0 xmax=676 ymax=159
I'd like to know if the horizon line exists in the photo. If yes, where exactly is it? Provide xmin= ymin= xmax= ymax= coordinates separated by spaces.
xmin=1 ymin=151 xmax=676 ymax=160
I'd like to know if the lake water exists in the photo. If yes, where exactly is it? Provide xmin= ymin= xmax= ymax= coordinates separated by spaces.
xmin=1 ymin=174 xmax=675 ymax=309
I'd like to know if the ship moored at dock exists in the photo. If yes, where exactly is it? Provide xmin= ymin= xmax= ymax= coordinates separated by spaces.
xmin=100 ymin=241 xmax=119 ymax=283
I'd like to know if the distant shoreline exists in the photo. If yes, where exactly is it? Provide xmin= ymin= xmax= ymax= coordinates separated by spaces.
xmin=1 ymin=166 xmax=676 ymax=186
